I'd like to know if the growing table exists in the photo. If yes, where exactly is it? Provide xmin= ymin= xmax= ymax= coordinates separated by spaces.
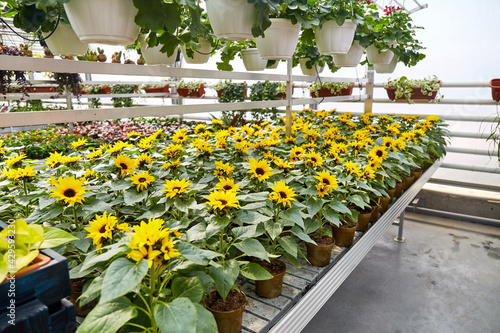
xmin=238 ymin=160 xmax=442 ymax=333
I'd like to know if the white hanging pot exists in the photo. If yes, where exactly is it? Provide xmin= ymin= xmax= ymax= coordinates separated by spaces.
xmin=42 ymin=24 xmax=88 ymax=56
xmin=241 ymin=48 xmax=267 ymax=71
xmin=181 ymin=39 xmax=212 ymax=64
xmin=366 ymin=42 xmax=397 ymax=65
xmin=300 ymin=58 xmax=324 ymax=76
xmin=64 ymin=0 xmax=140 ymax=45
xmin=332 ymin=41 xmax=364 ymax=67
xmin=139 ymin=36 xmax=177 ymax=66
xmin=374 ymin=55 xmax=398 ymax=73
xmin=255 ymin=18 xmax=301 ymax=60
xmin=206 ymin=0 xmax=258 ymax=41
xmin=315 ymin=19 xmax=357 ymax=55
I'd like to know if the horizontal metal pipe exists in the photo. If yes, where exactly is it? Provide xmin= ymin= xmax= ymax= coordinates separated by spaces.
xmin=440 ymin=162 xmax=500 ymax=174
xmin=406 ymin=206 xmax=500 ymax=227
xmin=448 ymin=131 xmax=494 ymax=139
xmin=446 ymin=147 xmax=494 ymax=156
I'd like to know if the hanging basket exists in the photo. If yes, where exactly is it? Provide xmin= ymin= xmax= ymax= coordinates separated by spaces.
xmin=332 ymin=40 xmax=364 ymax=67
xmin=374 ymin=56 xmax=398 ymax=74
xmin=64 ymin=0 xmax=140 ymax=45
xmin=255 ymin=18 xmax=301 ymax=60
xmin=42 ymin=24 xmax=88 ymax=56
xmin=139 ymin=36 xmax=177 ymax=66
xmin=241 ymin=48 xmax=268 ymax=71
xmin=181 ymin=39 xmax=212 ymax=64
xmin=206 ymin=0 xmax=258 ymax=41
xmin=366 ymin=42 xmax=397 ymax=65
xmin=315 ymin=19 xmax=357 ymax=55
xmin=300 ymin=58 xmax=324 ymax=76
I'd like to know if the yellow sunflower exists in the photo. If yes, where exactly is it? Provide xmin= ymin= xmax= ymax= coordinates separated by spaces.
xmin=127 ymin=131 xmax=142 ymax=138
xmin=130 ymin=171 xmax=155 ymax=192
xmin=161 ymin=159 xmax=181 ymax=170
xmin=215 ymin=178 xmax=240 ymax=192
xmin=163 ymin=178 xmax=191 ymax=199
xmin=343 ymin=161 xmax=363 ymax=178
xmin=368 ymin=146 xmax=388 ymax=161
xmin=305 ymin=151 xmax=323 ymax=168
xmin=106 ymin=141 xmax=134 ymax=154
xmin=84 ymin=212 xmax=118 ymax=249
xmin=269 ymin=180 xmax=297 ymax=208
xmin=247 ymin=158 xmax=274 ymax=182
xmin=162 ymin=143 xmax=183 ymax=158
xmin=70 ymin=138 xmax=87 ymax=150
xmin=290 ymin=146 xmax=306 ymax=162
xmin=172 ymin=128 xmax=189 ymax=144
xmin=137 ymin=153 xmax=152 ymax=167
xmin=49 ymin=176 xmax=87 ymax=206
xmin=314 ymin=170 xmax=338 ymax=190
xmin=116 ymin=223 xmax=132 ymax=233
xmin=113 ymin=154 xmax=138 ymax=177
xmin=214 ymin=161 xmax=235 ymax=178
xmin=6 ymin=154 xmax=27 ymax=167
xmin=194 ymin=123 xmax=206 ymax=134
xmin=62 ymin=155 xmax=82 ymax=166
xmin=204 ymin=190 xmax=240 ymax=212
xmin=14 ymin=165 xmax=37 ymax=180
xmin=137 ymin=138 xmax=153 ymax=150
xmin=316 ymin=183 xmax=330 ymax=197
xmin=274 ymin=157 xmax=293 ymax=172
xmin=86 ymin=149 xmax=103 ymax=160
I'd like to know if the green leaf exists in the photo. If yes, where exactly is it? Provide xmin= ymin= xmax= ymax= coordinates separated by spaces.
xmin=186 ymin=223 xmax=206 ymax=242
xmin=282 ymin=208 xmax=304 ymax=228
xmin=234 ymin=238 xmax=269 ymax=262
xmin=137 ymin=204 xmax=167 ymax=219
xmin=106 ymin=179 xmax=131 ymax=191
xmin=264 ymin=220 xmax=282 ymax=240
xmin=240 ymin=262 xmax=273 ymax=280
xmin=154 ymin=298 xmax=197 ymax=333
xmin=81 ymin=245 xmax=128 ymax=271
xmin=76 ymin=297 xmax=137 ymax=333
xmin=278 ymin=236 xmax=298 ymax=258
xmin=348 ymin=194 xmax=369 ymax=209
xmin=71 ymin=231 xmax=93 ymax=253
xmin=177 ymin=242 xmax=222 ymax=265
xmin=171 ymin=277 xmax=204 ymax=303
xmin=81 ymin=197 xmax=114 ymax=215
xmin=232 ymin=225 xmax=258 ymax=239
xmin=100 ymin=258 xmax=149 ymax=303
xmin=323 ymin=208 xmax=340 ymax=226
xmin=208 ymin=259 xmax=239 ymax=301
xmin=240 ymin=202 xmax=267 ymax=210
xmin=291 ymin=226 xmax=315 ymax=244
xmin=236 ymin=210 xmax=272 ymax=225
xmin=194 ymin=304 xmax=218 ymax=333
xmin=79 ymin=274 xmax=104 ymax=307
xmin=40 ymin=227 xmax=79 ymax=248
xmin=329 ymin=200 xmax=351 ymax=215
xmin=306 ymin=197 xmax=323 ymax=217
xmin=124 ymin=188 xmax=148 ymax=205
xmin=39 ymin=196 xmax=56 ymax=210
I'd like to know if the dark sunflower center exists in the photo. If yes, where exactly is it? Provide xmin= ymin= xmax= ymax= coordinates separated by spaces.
xmin=223 ymin=185 xmax=233 ymax=191
xmin=120 ymin=163 xmax=128 ymax=169
xmin=139 ymin=177 xmax=146 ymax=183
xmin=63 ymin=188 xmax=76 ymax=198
xmin=99 ymin=225 xmax=106 ymax=233
xmin=219 ymin=199 xmax=228 ymax=205
xmin=173 ymin=187 xmax=181 ymax=191
xmin=385 ymin=142 xmax=391 ymax=147
xmin=376 ymin=150 xmax=383 ymax=157
xmin=323 ymin=178 xmax=330 ymax=185
xmin=279 ymin=191 xmax=287 ymax=199
xmin=311 ymin=157 xmax=317 ymax=162
xmin=255 ymin=168 xmax=265 ymax=175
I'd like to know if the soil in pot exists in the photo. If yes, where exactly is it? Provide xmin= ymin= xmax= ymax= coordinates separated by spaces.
xmin=205 ymin=289 xmax=247 ymax=333
xmin=252 ymin=258 xmax=287 ymax=299
xmin=70 ymin=277 xmax=98 ymax=316
xmin=306 ymin=234 xmax=335 ymax=267
xmin=331 ymin=220 xmax=358 ymax=247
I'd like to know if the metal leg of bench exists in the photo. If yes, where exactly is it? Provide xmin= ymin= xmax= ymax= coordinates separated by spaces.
xmin=394 ymin=211 xmax=406 ymax=243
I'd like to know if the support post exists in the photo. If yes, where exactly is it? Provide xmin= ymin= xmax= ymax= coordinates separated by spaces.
xmin=65 ymin=83 xmax=74 ymax=133
xmin=394 ymin=211 xmax=406 ymax=242
xmin=285 ymin=59 xmax=293 ymax=137
xmin=364 ymin=65 xmax=374 ymax=114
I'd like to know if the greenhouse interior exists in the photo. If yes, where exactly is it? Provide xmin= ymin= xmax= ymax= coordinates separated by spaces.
xmin=0 ymin=0 xmax=499 ymax=332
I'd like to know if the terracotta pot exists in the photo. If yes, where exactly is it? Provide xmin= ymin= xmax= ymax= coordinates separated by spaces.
xmin=98 ymin=86 xmax=112 ymax=94
xmin=489 ymin=79 xmax=500 ymax=102
xmin=356 ymin=209 xmax=373 ymax=232
xmin=305 ymin=234 xmax=335 ymax=267
xmin=13 ymin=253 xmax=51 ymax=279
xmin=143 ymin=85 xmax=170 ymax=93
xmin=205 ymin=290 xmax=247 ymax=333
xmin=379 ymin=196 xmax=392 ymax=213
xmin=70 ymin=277 xmax=98 ymax=316
xmin=331 ymin=222 xmax=358 ymax=247
xmin=370 ymin=203 xmax=380 ymax=223
xmin=385 ymin=84 xmax=440 ymax=102
xmin=412 ymin=169 xmax=423 ymax=179
xmin=394 ymin=181 xmax=405 ymax=198
xmin=177 ymin=85 xmax=205 ymax=98
xmin=403 ymin=175 xmax=415 ymax=190
xmin=310 ymin=83 xmax=354 ymax=98
xmin=255 ymin=259 xmax=287 ymax=299
xmin=275 ymin=85 xmax=294 ymax=100
xmin=26 ymin=86 xmax=58 ymax=93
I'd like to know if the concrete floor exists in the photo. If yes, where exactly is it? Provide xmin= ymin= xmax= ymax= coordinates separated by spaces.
xmin=303 ymin=212 xmax=500 ymax=333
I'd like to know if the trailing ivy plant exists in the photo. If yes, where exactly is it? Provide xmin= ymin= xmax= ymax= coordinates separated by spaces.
xmin=384 ymin=76 xmax=442 ymax=104
xmin=111 ymin=84 xmax=137 ymax=108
